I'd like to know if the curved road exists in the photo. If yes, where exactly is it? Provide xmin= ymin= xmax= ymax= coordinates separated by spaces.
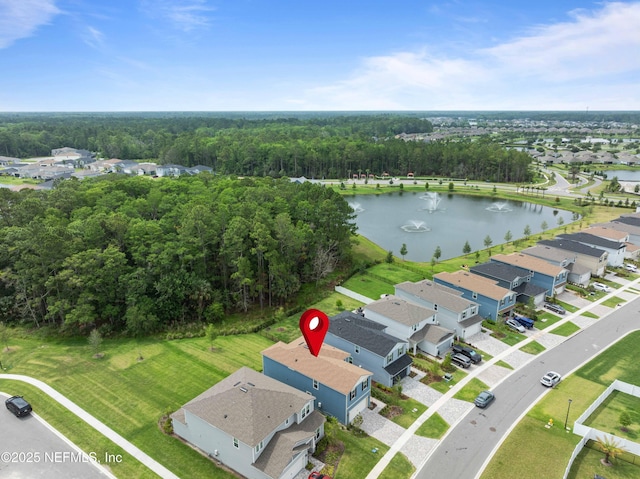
xmin=416 ymin=295 xmax=640 ymax=479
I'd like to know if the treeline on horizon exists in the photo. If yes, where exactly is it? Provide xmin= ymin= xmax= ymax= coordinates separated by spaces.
xmin=1 ymin=113 xmax=536 ymax=182
xmin=0 ymin=175 xmax=356 ymax=335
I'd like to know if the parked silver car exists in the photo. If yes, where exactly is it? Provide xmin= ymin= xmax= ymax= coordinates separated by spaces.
xmin=505 ymin=318 xmax=525 ymax=333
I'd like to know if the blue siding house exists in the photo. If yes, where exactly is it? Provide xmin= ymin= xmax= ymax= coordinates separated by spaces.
xmin=326 ymin=311 xmax=412 ymax=387
xmin=491 ymin=253 xmax=568 ymax=297
xmin=434 ymin=271 xmax=517 ymax=321
xmin=262 ymin=338 xmax=373 ymax=425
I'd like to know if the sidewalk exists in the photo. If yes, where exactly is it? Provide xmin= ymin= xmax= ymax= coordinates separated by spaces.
xmin=0 ymin=374 xmax=179 ymax=479
xmin=364 ymin=276 xmax=640 ymax=479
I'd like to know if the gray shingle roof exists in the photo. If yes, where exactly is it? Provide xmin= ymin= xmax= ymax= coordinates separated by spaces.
xmin=558 ymin=232 xmax=624 ymax=250
xmin=173 ymin=367 xmax=312 ymax=447
xmin=395 ymin=280 xmax=476 ymax=313
xmin=538 ymin=239 xmax=606 ymax=258
xmin=253 ymin=410 xmax=324 ymax=479
xmin=513 ymin=282 xmax=548 ymax=297
xmin=365 ymin=295 xmax=436 ymax=326
xmin=470 ymin=262 xmax=530 ymax=282
xmin=384 ymin=353 xmax=413 ymax=376
xmin=329 ymin=311 xmax=405 ymax=357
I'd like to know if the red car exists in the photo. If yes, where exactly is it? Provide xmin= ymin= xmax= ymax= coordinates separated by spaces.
xmin=309 ymin=473 xmax=332 ymax=479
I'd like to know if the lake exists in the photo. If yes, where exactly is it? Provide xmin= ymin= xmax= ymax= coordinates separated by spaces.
xmin=348 ymin=192 xmax=574 ymax=262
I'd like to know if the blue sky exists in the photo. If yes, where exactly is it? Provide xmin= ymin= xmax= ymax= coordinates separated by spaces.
xmin=1 ymin=0 xmax=639 ymax=111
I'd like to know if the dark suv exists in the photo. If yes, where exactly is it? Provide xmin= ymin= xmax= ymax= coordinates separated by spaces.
xmin=5 ymin=396 xmax=32 ymax=417
xmin=452 ymin=344 xmax=482 ymax=364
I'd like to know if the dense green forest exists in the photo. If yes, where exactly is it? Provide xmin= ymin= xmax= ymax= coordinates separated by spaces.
xmin=0 ymin=113 xmax=534 ymax=182
xmin=0 ymin=175 xmax=356 ymax=334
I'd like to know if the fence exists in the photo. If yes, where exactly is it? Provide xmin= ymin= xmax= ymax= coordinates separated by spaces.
xmin=562 ymin=379 xmax=640 ymax=478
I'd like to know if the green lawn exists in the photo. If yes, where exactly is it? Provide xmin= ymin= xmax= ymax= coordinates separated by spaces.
xmin=321 ymin=422 xmax=392 ymax=479
xmin=341 ymin=273 xmax=393 ymax=300
xmin=550 ymin=321 xmax=581 ymax=336
xmin=581 ymin=311 xmax=600 ymax=319
xmin=378 ymin=452 xmax=415 ymax=479
xmin=262 ymin=292 xmax=364 ymax=343
xmin=535 ymin=312 xmax=566 ymax=329
xmin=556 ymin=300 xmax=579 ymax=313
xmin=519 ymin=340 xmax=546 ymax=355
xmin=390 ymin=398 xmax=428 ymax=428
xmin=415 ymin=412 xmax=449 ymax=439
xmin=495 ymin=360 xmax=514 ymax=370
xmin=567 ymin=444 xmax=640 ymax=479
xmin=453 ymin=378 xmax=490 ymax=403
xmin=602 ymin=296 xmax=625 ymax=308
xmin=0 ymin=333 xmax=274 ymax=479
xmin=367 ymin=263 xmax=425 ymax=284
xmin=482 ymin=331 xmax=640 ymax=479
xmin=582 ymin=391 xmax=640 ymax=441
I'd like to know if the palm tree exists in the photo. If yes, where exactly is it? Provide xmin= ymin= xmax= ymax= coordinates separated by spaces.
xmin=596 ymin=435 xmax=626 ymax=466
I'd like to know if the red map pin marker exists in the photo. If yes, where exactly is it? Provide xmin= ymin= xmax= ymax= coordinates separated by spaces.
xmin=299 ymin=309 xmax=329 ymax=357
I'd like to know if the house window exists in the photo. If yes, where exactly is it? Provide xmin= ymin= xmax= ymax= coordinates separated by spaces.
xmin=397 ymin=346 xmax=404 ymax=356
xmin=350 ymin=389 xmax=356 ymax=400
xmin=361 ymin=378 xmax=369 ymax=391
xmin=386 ymin=352 xmax=393 ymax=364
xmin=347 ymin=356 xmax=353 ymax=364
xmin=315 ymin=427 xmax=321 ymax=440
xmin=412 ymin=324 xmax=418 ymax=331
xmin=233 ymin=437 xmax=239 ymax=448
xmin=255 ymin=441 xmax=263 ymax=452
xmin=500 ymin=298 xmax=505 ymax=306
xmin=434 ymin=304 xmax=438 ymax=310
xmin=472 ymin=292 xmax=478 ymax=299
xmin=285 ymin=417 xmax=290 ymax=425
xmin=462 ymin=311 xmax=467 ymax=319
xmin=354 ymin=345 xmax=360 ymax=354
xmin=301 ymin=403 xmax=310 ymax=419
xmin=313 ymin=379 xmax=319 ymax=390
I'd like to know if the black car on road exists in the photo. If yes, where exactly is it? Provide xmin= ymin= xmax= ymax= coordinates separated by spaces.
xmin=5 ymin=396 xmax=32 ymax=417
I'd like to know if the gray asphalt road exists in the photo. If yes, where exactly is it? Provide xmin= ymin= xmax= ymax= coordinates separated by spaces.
xmin=0 ymin=393 xmax=114 ymax=479
xmin=416 ymin=296 xmax=640 ymax=479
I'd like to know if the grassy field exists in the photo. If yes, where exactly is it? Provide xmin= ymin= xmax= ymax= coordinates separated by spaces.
xmin=481 ymin=331 xmax=640 ymax=479
xmin=261 ymin=292 xmax=364 ymax=343
xmin=519 ymin=340 xmax=546 ymax=355
xmin=568 ymin=445 xmax=640 ymax=479
xmin=550 ymin=321 xmax=581 ymax=336
xmin=378 ymin=452 xmax=415 ymax=479
xmin=453 ymin=378 xmax=490 ymax=403
xmin=536 ymin=311 xmax=566 ymax=329
xmin=582 ymin=390 xmax=640 ymax=441
xmin=415 ymin=412 xmax=449 ymax=439
xmin=1 ymin=333 xmax=275 ymax=478
xmin=341 ymin=274 xmax=393 ymax=300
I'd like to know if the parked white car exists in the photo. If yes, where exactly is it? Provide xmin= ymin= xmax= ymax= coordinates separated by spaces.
xmin=540 ymin=371 xmax=562 ymax=387
xmin=592 ymin=282 xmax=611 ymax=293
xmin=625 ymin=263 xmax=637 ymax=273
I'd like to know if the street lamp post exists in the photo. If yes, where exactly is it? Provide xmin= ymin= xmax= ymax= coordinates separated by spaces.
xmin=564 ymin=398 xmax=573 ymax=431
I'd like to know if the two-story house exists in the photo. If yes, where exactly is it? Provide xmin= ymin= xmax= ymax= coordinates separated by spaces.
xmin=171 ymin=367 xmax=325 ymax=479
xmin=394 ymin=280 xmax=483 ymax=340
xmin=521 ymin=245 xmax=591 ymax=287
xmin=325 ymin=311 xmax=412 ymax=387
xmin=558 ymin=232 xmax=625 ymax=267
xmin=470 ymin=262 xmax=547 ymax=306
xmin=538 ymin=239 xmax=608 ymax=277
xmin=262 ymin=338 xmax=373 ymax=425
xmin=584 ymin=226 xmax=639 ymax=261
xmin=490 ymin=253 xmax=569 ymax=298
xmin=363 ymin=295 xmax=454 ymax=357
xmin=434 ymin=271 xmax=517 ymax=321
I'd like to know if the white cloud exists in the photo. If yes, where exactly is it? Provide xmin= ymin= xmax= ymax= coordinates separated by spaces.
xmin=83 ymin=26 xmax=105 ymax=49
xmin=300 ymin=2 xmax=640 ymax=110
xmin=0 ymin=0 xmax=60 ymax=48
xmin=140 ymin=0 xmax=215 ymax=32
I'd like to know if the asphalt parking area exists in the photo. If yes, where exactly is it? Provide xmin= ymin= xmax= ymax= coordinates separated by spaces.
xmin=0 ymin=392 xmax=115 ymax=479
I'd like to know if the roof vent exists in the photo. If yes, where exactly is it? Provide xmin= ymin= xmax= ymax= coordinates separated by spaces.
xmin=233 ymin=381 xmax=241 ymax=386
xmin=240 ymin=387 xmax=248 ymax=393
xmin=247 ymin=382 xmax=255 ymax=387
